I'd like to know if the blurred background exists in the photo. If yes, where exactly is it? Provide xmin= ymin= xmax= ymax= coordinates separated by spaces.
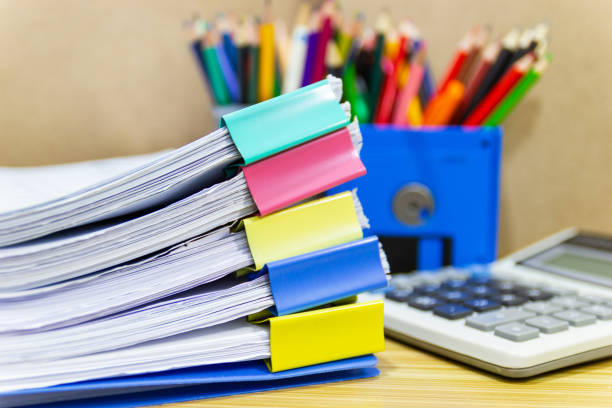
xmin=1 ymin=0 xmax=611 ymax=256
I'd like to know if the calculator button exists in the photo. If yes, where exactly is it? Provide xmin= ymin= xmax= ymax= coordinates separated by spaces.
xmin=466 ymin=285 xmax=498 ymax=298
xmin=466 ymin=308 xmax=535 ymax=331
xmin=385 ymin=289 xmax=413 ymax=302
xmin=413 ymin=283 xmax=441 ymax=295
xmin=494 ymin=293 xmax=529 ymax=307
xmin=492 ymin=281 xmax=526 ymax=293
xmin=517 ymin=288 xmax=554 ymax=301
xmin=576 ymin=295 xmax=612 ymax=305
xmin=495 ymin=322 xmax=540 ymax=342
xmin=524 ymin=316 xmax=569 ymax=333
xmin=544 ymin=287 xmax=578 ymax=296
xmin=441 ymin=279 xmax=468 ymax=289
xmin=436 ymin=290 xmax=472 ymax=303
xmin=463 ymin=298 xmax=501 ymax=312
xmin=468 ymin=275 xmax=492 ymax=285
xmin=407 ymin=295 xmax=444 ymax=311
xmin=433 ymin=303 xmax=473 ymax=320
xmin=553 ymin=310 xmax=597 ymax=327
xmin=551 ymin=297 xmax=590 ymax=309
xmin=523 ymin=302 xmax=564 ymax=315
xmin=580 ymin=305 xmax=612 ymax=320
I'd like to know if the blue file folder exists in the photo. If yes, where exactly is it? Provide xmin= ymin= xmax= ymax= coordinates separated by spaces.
xmin=2 ymin=355 xmax=378 ymax=407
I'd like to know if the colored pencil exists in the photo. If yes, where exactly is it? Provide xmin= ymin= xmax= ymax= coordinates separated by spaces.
xmin=483 ymin=55 xmax=549 ymax=126
xmin=436 ymin=28 xmax=473 ymax=93
xmin=457 ymin=25 xmax=490 ymax=84
xmin=218 ymin=14 xmax=238 ymax=71
xmin=301 ymin=13 xmax=320 ymax=86
xmin=247 ymin=19 xmax=259 ymax=104
xmin=424 ymin=79 xmax=465 ymax=125
xmin=375 ymin=32 xmax=407 ymax=123
xmin=283 ymin=2 xmax=310 ymax=93
xmin=367 ymin=13 xmax=391 ymax=114
xmin=214 ymin=32 xmax=241 ymax=102
xmin=258 ymin=2 xmax=275 ymax=102
xmin=274 ymin=20 xmax=289 ymax=78
xmin=392 ymin=47 xmax=426 ymax=125
xmin=463 ymin=53 xmax=535 ymax=126
xmin=202 ymin=29 xmax=231 ymax=105
xmin=461 ymin=28 xmax=521 ymax=120
xmin=312 ymin=3 xmax=334 ymax=82
xmin=235 ymin=19 xmax=250 ymax=104
xmin=407 ymin=97 xmax=424 ymax=126
xmin=185 ymin=19 xmax=214 ymax=96
xmin=325 ymin=39 xmax=343 ymax=78
xmin=450 ymin=40 xmax=501 ymax=124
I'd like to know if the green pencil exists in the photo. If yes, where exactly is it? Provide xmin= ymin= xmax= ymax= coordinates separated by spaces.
xmin=367 ymin=13 xmax=390 ymax=115
xmin=342 ymin=63 xmax=370 ymax=122
xmin=483 ymin=56 xmax=550 ymax=126
xmin=201 ymin=46 xmax=231 ymax=105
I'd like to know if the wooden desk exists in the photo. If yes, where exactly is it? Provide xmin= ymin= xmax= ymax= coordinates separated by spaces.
xmin=158 ymin=339 xmax=612 ymax=408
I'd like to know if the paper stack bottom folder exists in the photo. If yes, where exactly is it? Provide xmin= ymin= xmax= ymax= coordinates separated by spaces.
xmin=0 ymin=77 xmax=388 ymax=407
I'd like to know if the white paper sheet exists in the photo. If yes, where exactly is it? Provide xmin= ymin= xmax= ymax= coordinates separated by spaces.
xmin=0 ymin=228 xmax=254 ymax=332
xmin=0 ymin=320 xmax=271 ymax=393
xmin=0 ymin=275 xmax=273 ymax=363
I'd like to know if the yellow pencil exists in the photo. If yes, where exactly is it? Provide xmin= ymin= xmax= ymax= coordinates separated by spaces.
xmin=258 ymin=1 xmax=275 ymax=101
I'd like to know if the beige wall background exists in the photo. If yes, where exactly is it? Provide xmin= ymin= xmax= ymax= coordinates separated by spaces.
xmin=1 ymin=0 xmax=611 ymax=256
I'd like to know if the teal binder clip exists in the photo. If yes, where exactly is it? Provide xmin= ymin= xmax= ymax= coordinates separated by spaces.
xmin=221 ymin=78 xmax=349 ymax=165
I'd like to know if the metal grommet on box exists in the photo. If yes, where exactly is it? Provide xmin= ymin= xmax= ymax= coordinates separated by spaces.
xmin=392 ymin=183 xmax=434 ymax=226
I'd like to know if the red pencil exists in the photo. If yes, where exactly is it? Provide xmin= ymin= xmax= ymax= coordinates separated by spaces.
xmin=463 ymin=53 xmax=535 ymax=126
xmin=450 ymin=40 xmax=500 ymax=124
xmin=436 ymin=28 xmax=474 ymax=94
xmin=374 ymin=34 xmax=407 ymax=123
xmin=311 ymin=11 xmax=333 ymax=81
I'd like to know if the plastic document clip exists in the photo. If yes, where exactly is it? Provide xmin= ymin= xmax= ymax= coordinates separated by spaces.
xmin=239 ymin=191 xmax=363 ymax=270
xmin=265 ymin=300 xmax=385 ymax=372
xmin=221 ymin=78 xmax=349 ymax=164
xmin=264 ymin=236 xmax=387 ymax=316
xmin=242 ymin=127 xmax=366 ymax=216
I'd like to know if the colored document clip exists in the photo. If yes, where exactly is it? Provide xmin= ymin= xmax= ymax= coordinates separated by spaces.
xmin=242 ymin=127 xmax=366 ymax=216
xmin=241 ymin=191 xmax=363 ymax=270
xmin=265 ymin=236 xmax=388 ymax=316
xmin=266 ymin=300 xmax=385 ymax=372
xmin=221 ymin=78 xmax=349 ymax=164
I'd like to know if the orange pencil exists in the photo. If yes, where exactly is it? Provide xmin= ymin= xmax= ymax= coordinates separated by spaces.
xmin=424 ymin=79 xmax=465 ymax=125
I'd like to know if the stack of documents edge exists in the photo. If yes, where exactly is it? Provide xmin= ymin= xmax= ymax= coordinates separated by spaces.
xmin=0 ymin=76 xmax=388 ymax=408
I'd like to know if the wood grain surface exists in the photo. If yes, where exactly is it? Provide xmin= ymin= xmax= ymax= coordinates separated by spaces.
xmin=152 ymin=339 xmax=612 ymax=408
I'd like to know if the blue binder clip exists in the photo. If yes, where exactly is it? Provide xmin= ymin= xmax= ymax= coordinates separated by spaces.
xmin=263 ymin=236 xmax=389 ymax=316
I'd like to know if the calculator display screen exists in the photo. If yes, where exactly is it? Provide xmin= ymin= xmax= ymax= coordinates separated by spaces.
xmin=543 ymin=252 xmax=612 ymax=279
xmin=519 ymin=232 xmax=612 ymax=287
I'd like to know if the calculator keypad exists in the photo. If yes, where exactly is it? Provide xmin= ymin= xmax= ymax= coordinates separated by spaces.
xmin=385 ymin=271 xmax=611 ymax=342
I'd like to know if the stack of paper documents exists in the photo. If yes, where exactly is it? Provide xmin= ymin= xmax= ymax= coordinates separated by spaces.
xmin=0 ymin=77 xmax=388 ymax=407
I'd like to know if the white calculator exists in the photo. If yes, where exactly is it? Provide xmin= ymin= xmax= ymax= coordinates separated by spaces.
xmin=363 ymin=228 xmax=612 ymax=377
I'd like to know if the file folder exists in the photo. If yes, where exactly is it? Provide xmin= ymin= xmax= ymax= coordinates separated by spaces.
xmin=1 ymin=355 xmax=378 ymax=408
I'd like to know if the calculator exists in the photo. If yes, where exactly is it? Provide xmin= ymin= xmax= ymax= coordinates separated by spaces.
xmin=363 ymin=228 xmax=612 ymax=377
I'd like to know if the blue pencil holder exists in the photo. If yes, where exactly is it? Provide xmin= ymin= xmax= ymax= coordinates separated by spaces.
xmin=328 ymin=124 xmax=503 ymax=272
